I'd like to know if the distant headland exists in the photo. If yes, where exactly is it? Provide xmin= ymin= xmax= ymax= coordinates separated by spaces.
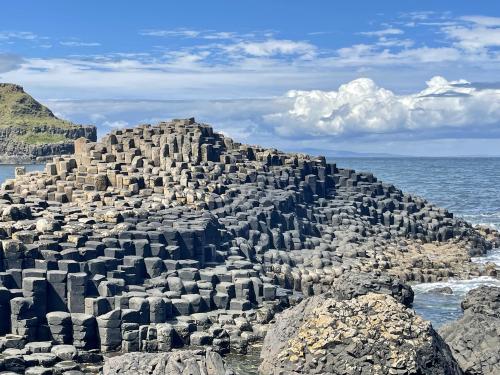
xmin=0 ymin=83 xmax=96 ymax=163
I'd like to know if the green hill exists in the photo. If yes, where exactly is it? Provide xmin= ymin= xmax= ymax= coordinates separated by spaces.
xmin=0 ymin=83 xmax=76 ymax=127
xmin=0 ymin=83 xmax=96 ymax=160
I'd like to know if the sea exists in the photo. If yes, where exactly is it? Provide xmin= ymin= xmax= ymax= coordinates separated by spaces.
xmin=1 ymin=158 xmax=499 ymax=372
xmin=333 ymin=157 xmax=500 ymax=328
xmin=0 ymin=163 xmax=45 ymax=182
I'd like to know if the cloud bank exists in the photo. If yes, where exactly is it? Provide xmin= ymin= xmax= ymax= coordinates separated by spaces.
xmin=46 ymin=76 xmax=500 ymax=149
xmin=266 ymin=76 xmax=500 ymax=139
xmin=2 ymin=12 xmax=500 ymax=155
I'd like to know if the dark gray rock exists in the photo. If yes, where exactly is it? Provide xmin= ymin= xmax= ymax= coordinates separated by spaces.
xmin=440 ymin=286 xmax=500 ymax=375
xmin=430 ymin=286 xmax=454 ymax=295
xmin=102 ymin=348 xmax=234 ymax=375
xmin=330 ymin=271 xmax=414 ymax=307
xmin=461 ymin=285 xmax=500 ymax=317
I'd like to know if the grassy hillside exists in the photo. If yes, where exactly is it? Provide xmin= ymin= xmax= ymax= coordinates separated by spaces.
xmin=0 ymin=83 xmax=75 ymax=130
xmin=15 ymin=132 xmax=69 ymax=145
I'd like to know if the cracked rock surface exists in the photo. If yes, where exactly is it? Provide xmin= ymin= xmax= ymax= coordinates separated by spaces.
xmin=260 ymin=293 xmax=462 ymax=375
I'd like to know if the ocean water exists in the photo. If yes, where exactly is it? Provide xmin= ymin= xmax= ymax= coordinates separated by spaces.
xmin=333 ymin=157 xmax=500 ymax=230
xmin=0 ymin=164 xmax=45 ymax=183
xmin=332 ymin=157 xmax=500 ymax=328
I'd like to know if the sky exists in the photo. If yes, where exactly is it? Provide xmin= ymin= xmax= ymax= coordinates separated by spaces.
xmin=1 ymin=0 xmax=500 ymax=156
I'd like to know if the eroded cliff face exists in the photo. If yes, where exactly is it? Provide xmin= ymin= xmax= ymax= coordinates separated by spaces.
xmin=0 ymin=125 xmax=97 ymax=162
xmin=0 ymin=83 xmax=97 ymax=162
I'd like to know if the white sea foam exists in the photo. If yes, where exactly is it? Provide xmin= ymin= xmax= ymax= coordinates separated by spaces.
xmin=412 ymin=247 xmax=500 ymax=327
xmin=412 ymin=276 xmax=500 ymax=296
xmin=472 ymin=248 xmax=500 ymax=266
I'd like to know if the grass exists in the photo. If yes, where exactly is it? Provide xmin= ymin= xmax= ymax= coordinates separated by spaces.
xmin=16 ymin=132 xmax=69 ymax=145
xmin=0 ymin=83 xmax=76 ymax=129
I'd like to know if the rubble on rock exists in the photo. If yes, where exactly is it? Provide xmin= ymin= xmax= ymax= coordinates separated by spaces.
xmin=0 ymin=118 xmax=495 ymax=373
xmin=259 ymin=293 xmax=462 ymax=375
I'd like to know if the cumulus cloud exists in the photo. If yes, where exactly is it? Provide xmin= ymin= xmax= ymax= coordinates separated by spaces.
xmin=265 ymin=76 xmax=500 ymax=138
xmin=44 ymin=76 xmax=500 ymax=147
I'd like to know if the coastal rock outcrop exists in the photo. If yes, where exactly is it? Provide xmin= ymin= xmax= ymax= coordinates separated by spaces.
xmin=103 ymin=348 xmax=234 ymax=375
xmin=0 ymin=83 xmax=96 ymax=162
xmin=0 ymin=118 xmax=495 ymax=373
xmin=259 ymin=293 xmax=462 ymax=375
xmin=440 ymin=286 xmax=500 ymax=375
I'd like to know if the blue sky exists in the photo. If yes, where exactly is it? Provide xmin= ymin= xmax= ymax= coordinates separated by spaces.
xmin=1 ymin=0 xmax=500 ymax=156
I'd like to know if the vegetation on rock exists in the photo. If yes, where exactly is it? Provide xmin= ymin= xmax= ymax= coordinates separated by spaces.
xmin=0 ymin=83 xmax=74 ymax=129
xmin=0 ymin=83 xmax=96 ymax=161
xmin=15 ymin=132 xmax=69 ymax=145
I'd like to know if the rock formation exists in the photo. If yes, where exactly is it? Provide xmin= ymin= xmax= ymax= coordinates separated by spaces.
xmin=0 ymin=83 xmax=96 ymax=162
xmin=330 ymin=271 xmax=414 ymax=307
xmin=440 ymin=286 xmax=500 ymax=375
xmin=259 ymin=292 xmax=462 ymax=375
xmin=0 ymin=118 xmax=496 ymax=373
xmin=103 ymin=348 xmax=234 ymax=375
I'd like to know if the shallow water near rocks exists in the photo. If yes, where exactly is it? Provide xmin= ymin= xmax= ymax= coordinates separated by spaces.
xmin=224 ymin=344 xmax=261 ymax=375
xmin=0 ymin=163 xmax=44 ymax=181
xmin=412 ymin=248 xmax=500 ymax=328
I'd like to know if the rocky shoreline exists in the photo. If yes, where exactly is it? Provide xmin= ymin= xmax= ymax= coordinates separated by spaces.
xmin=0 ymin=127 xmax=97 ymax=164
xmin=0 ymin=118 xmax=498 ymax=374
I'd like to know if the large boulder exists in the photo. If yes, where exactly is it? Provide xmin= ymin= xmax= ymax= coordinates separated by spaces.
xmin=331 ymin=272 xmax=414 ymax=307
xmin=440 ymin=286 xmax=500 ymax=375
xmin=259 ymin=293 xmax=461 ymax=375
xmin=102 ymin=348 xmax=235 ymax=375
xmin=461 ymin=285 xmax=500 ymax=317
xmin=1 ymin=204 xmax=31 ymax=221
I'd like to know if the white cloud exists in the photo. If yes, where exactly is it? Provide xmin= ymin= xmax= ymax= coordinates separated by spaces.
xmin=444 ymin=23 xmax=500 ymax=50
xmin=360 ymin=28 xmax=404 ymax=37
xmin=140 ymin=29 xmax=201 ymax=38
xmin=265 ymin=76 xmax=500 ymax=138
xmin=44 ymin=76 xmax=500 ymax=150
xmin=335 ymin=44 xmax=461 ymax=65
xmin=0 ymin=31 xmax=39 ymax=41
xmin=0 ymin=53 xmax=23 ymax=73
xmin=2 ymin=14 xmax=500 ymax=105
xmin=419 ymin=14 xmax=500 ymax=51
xmin=460 ymin=16 xmax=500 ymax=27
xmin=60 ymin=41 xmax=101 ymax=47
xmin=140 ymin=29 xmax=256 ymax=41
xmin=102 ymin=120 xmax=129 ymax=129
xmin=223 ymin=39 xmax=316 ymax=58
